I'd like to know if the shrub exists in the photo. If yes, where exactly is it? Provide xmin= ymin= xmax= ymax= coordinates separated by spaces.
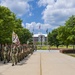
xmin=60 ymin=49 xmax=75 ymax=53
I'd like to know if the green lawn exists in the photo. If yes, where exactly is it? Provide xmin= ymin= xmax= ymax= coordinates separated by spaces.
xmin=51 ymin=45 xmax=73 ymax=49
xmin=37 ymin=45 xmax=73 ymax=50
xmin=37 ymin=46 xmax=48 ymax=50
xmin=66 ymin=53 xmax=75 ymax=57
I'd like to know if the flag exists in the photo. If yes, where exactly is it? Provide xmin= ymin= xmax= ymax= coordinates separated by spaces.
xmin=12 ymin=31 xmax=16 ymax=43
xmin=12 ymin=31 xmax=20 ymax=45
xmin=54 ymin=0 xmax=57 ymax=2
xmin=33 ymin=28 xmax=34 ymax=32
xmin=46 ymin=29 xmax=48 ymax=33
xmin=39 ymin=25 xmax=41 ymax=29
xmin=27 ymin=41 xmax=29 ymax=44
xmin=32 ymin=28 xmax=34 ymax=35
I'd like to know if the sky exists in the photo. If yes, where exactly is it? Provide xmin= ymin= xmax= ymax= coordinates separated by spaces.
xmin=0 ymin=0 xmax=75 ymax=34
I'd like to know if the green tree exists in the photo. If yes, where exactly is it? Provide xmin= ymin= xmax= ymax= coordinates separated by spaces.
xmin=0 ymin=6 xmax=32 ymax=44
xmin=65 ymin=15 xmax=75 ymax=49
xmin=17 ymin=28 xmax=32 ymax=44
xmin=57 ymin=26 xmax=70 ymax=48
xmin=48 ymin=29 xmax=60 ymax=48
xmin=0 ymin=6 xmax=17 ymax=44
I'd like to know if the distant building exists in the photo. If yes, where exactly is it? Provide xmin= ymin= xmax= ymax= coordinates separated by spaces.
xmin=32 ymin=33 xmax=47 ymax=45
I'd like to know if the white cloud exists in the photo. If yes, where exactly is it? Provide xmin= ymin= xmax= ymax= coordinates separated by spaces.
xmin=38 ymin=0 xmax=75 ymax=26
xmin=22 ymin=23 xmax=25 ymax=27
xmin=38 ymin=0 xmax=54 ymax=7
xmin=29 ymin=12 xmax=33 ymax=16
xmin=26 ymin=22 xmax=54 ymax=32
xmin=0 ymin=0 xmax=32 ymax=16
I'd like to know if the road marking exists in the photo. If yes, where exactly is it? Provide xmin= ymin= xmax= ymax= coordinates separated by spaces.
xmin=40 ymin=53 xmax=42 ymax=75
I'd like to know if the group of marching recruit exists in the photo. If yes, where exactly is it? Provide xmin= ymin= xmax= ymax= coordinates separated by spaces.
xmin=0 ymin=31 xmax=37 ymax=66
xmin=0 ymin=43 xmax=35 ymax=66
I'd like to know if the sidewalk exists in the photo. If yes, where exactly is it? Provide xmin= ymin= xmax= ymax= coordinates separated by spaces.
xmin=0 ymin=53 xmax=40 ymax=75
xmin=41 ymin=52 xmax=75 ymax=75
xmin=0 ymin=50 xmax=75 ymax=75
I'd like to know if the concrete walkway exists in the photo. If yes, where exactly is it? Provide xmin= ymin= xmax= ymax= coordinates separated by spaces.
xmin=0 ymin=50 xmax=75 ymax=75
xmin=41 ymin=52 xmax=75 ymax=75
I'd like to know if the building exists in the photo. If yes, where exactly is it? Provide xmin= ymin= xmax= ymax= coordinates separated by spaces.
xmin=32 ymin=33 xmax=47 ymax=45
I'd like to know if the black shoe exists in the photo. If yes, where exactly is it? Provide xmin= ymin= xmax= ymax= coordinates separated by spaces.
xmin=15 ymin=63 xmax=17 ymax=65
xmin=4 ymin=62 xmax=5 ymax=64
xmin=1 ymin=58 xmax=3 ymax=61
xmin=12 ymin=64 xmax=14 ymax=66
xmin=18 ymin=61 xmax=20 ymax=63
xmin=7 ymin=61 xmax=9 ymax=63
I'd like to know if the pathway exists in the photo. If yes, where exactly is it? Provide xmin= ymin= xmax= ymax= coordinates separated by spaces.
xmin=0 ymin=50 xmax=75 ymax=75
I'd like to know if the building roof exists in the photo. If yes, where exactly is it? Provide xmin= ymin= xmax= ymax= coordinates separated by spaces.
xmin=33 ymin=33 xmax=47 ymax=37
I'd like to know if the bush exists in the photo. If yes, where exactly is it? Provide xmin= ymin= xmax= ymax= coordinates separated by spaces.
xmin=60 ymin=49 xmax=75 ymax=53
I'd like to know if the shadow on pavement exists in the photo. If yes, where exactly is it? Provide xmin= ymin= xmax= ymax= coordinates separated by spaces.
xmin=0 ymin=61 xmax=4 ymax=66
xmin=16 ymin=54 xmax=32 ymax=66
xmin=0 ymin=53 xmax=32 ymax=66
xmin=0 ymin=73 xmax=3 ymax=75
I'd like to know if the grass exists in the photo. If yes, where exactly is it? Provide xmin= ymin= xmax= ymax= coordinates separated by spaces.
xmin=66 ymin=53 xmax=75 ymax=57
xmin=37 ymin=45 xmax=73 ymax=50
xmin=37 ymin=46 xmax=48 ymax=50
xmin=51 ymin=45 xmax=73 ymax=49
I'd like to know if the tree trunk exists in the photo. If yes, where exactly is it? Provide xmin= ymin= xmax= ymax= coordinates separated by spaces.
xmin=66 ymin=45 xmax=68 ymax=48
xmin=73 ymin=44 xmax=74 ymax=50
xmin=0 ymin=44 xmax=3 ymax=61
xmin=56 ymin=45 xmax=58 ymax=49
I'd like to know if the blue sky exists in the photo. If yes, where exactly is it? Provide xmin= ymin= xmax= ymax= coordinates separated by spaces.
xmin=0 ymin=0 xmax=75 ymax=34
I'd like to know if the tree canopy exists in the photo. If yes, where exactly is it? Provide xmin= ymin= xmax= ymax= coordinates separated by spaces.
xmin=48 ymin=15 xmax=75 ymax=49
xmin=0 ymin=6 xmax=32 ymax=44
xmin=48 ymin=29 xmax=60 ymax=48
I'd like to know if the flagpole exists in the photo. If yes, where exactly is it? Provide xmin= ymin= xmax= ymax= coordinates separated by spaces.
xmin=33 ymin=28 xmax=34 ymax=46
xmin=39 ymin=25 xmax=41 ymax=49
xmin=47 ymin=33 xmax=48 ymax=50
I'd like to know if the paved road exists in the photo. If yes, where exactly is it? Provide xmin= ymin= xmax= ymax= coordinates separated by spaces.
xmin=41 ymin=52 xmax=75 ymax=75
xmin=0 ymin=50 xmax=75 ymax=75
xmin=0 ymin=53 xmax=40 ymax=75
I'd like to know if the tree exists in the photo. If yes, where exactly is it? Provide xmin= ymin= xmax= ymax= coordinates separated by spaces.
xmin=0 ymin=6 xmax=17 ymax=44
xmin=57 ymin=26 xmax=70 ymax=48
xmin=0 ymin=6 xmax=32 ymax=44
xmin=17 ymin=28 xmax=32 ymax=44
xmin=48 ymin=29 xmax=60 ymax=48
xmin=48 ymin=32 xmax=54 ymax=46
xmin=48 ymin=15 xmax=75 ymax=49
xmin=65 ymin=15 xmax=75 ymax=49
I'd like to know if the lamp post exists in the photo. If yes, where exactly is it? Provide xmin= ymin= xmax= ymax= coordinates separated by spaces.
xmin=46 ymin=29 xmax=48 ymax=50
